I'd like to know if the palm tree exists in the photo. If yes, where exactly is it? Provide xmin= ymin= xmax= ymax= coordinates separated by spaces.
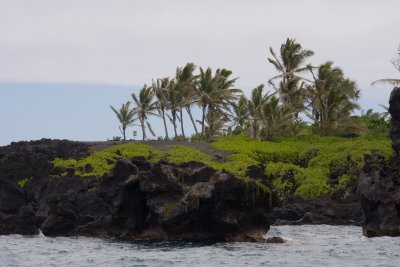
xmin=268 ymin=38 xmax=313 ymax=114
xmin=231 ymin=95 xmax=249 ymax=133
xmin=174 ymin=63 xmax=198 ymax=138
xmin=195 ymin=67 xmax=240 ymax=137
xmin=166 ymin=79 xmax=181 ymax=139
xmin=278 ymin=76 xmax=305 ymax=116
xmin=261 ymin=96 xmax=293 ymax=141
xmin=131 ymin=84 xmax=159 ymax=140
xmin=152 ymin=77 xmax=170 ymax=140
xmin=204 ymin=109 xmax=228 ymax=140
xmin=305 ymin=62 xmax=360 ymax=135
xmin=195 ymin=67 xmax=218 ymax=136
xmin=372 ymin=45 xmax=400 ymax=86
xmin=247 ymin=84 xmax=272 ymax=139
xmin=268 ymin=38 xmax=314 ymax=87
xmin=110 ymin=101 xmax=136 ymax=140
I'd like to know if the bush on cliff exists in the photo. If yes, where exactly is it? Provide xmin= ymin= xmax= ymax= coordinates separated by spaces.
xmin=52 ymin=142 xmax=162 ymax=177
xmin=52 ymin=134 xmax=391 ymax=199
xmin=212 ymin=134 xmax=392 ymax=199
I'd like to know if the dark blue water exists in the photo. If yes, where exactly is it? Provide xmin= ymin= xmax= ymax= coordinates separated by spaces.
xmin=1 ymin=225 xmax=399 ymax=266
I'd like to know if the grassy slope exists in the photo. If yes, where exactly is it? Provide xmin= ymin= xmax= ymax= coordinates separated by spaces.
xmin=52 ymin=134 xmax=392 ymax=199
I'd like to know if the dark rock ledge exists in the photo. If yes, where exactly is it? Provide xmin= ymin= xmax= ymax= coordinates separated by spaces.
xmin=0 ymin=141 xmax=272 ymax=242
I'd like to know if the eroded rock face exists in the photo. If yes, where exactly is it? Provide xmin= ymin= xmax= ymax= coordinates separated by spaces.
xmin=0 ymin=141 xmax=272 ymax=242
xmin=0 ymin=139 xmax=89 ymax=235
xmin=358 ymin=87 xmax=400 ymax=237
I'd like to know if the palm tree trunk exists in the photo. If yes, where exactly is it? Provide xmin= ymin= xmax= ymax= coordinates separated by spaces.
xmin=162 ymin=109 xmax=169 ymax=140
xmin=172 ymin=111 xmax=178 ymax=139
xmin=122 ymin=125 xmax=126 ymax=141
xmin=140 ymin=118 xmax=146 ymax=141
xmin=180 ymin=109 xmax=185 ymax=139
xmin=186 ymin=106 xmax=198 ymax=135
xmin=201 ymin=105 xmax=206 ymax=136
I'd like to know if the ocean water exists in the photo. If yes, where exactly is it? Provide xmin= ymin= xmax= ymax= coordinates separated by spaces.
xmin=1 ymin=225 xmax=399 ymax=267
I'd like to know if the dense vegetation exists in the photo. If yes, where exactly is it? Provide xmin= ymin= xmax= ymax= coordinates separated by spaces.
xmin=53 ymin=134 xmax=391 ymax=199
xmin=68 ymin=40 xmax=399 ymax=200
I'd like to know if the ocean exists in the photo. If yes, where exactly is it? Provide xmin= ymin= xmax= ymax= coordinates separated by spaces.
xmin=1 ymin=225 xmax=399 ymax=267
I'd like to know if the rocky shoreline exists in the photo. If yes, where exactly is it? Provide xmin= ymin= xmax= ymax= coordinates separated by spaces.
xmin=1 ymin=88 xmax=400 ymax=241
xmin=0 ymin=140 xmax=272 ymax=242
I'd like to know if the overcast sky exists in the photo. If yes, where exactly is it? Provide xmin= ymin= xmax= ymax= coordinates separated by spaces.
xmin=0 ymin=0 xmax=399 ymax=144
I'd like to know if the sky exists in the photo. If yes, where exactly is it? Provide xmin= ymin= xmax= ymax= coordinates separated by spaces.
xmin=1 ymin=0 xmax=399 ymax=145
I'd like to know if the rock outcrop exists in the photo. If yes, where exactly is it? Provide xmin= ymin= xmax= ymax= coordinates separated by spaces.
xmin=268 ymin=193 xmax=362 ymax=226
xmin=358 ymin=87 xmax=400 ymax=237
xmin=0 ymin=141 xmax=272 ymax=242
xmin=0 ymin=139 xmax=89 ymax=235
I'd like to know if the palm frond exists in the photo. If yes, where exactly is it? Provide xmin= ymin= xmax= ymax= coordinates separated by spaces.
xmin=371 ymin=79 xmax=400 ymax=86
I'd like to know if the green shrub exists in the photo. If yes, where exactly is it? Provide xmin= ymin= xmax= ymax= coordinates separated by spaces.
xmin=18 ymin=177 xmax=32 ymax=189
xmin=52 ymin=142 xmax=162 ymax=177
xmin=51 ymin=134 xmax=392 ymax=200
xmin=211 ymin=134 xmax=392 ymax=199
xmin=164 ymin=146 xmax=213 ymax=165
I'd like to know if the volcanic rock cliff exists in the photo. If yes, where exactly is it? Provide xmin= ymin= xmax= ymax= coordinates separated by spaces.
xmin=358 ymin=87 xmax=400 ymax=237
xmin=0 ymin=140 xmax=272 ymax=242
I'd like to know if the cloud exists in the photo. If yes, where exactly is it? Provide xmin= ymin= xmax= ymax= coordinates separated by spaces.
xmin=0 ymin=0 xmax=399 ymax=100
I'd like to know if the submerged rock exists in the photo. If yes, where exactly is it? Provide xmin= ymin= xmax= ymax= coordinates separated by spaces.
xmin=358 ymin=87 xmax=400 ymax=237
xmin=266 ymin=236 xmax=286 ymax=243
xmin=0 ymin=141 xmax=272 ymax=242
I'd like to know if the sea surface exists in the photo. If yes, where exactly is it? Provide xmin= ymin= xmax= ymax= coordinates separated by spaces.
xmin=1 ymin=225 xmax=399 ymax=267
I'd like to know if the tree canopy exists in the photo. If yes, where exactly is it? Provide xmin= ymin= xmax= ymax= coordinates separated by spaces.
xmin=110 ymin=38 xmax=389 ymax=141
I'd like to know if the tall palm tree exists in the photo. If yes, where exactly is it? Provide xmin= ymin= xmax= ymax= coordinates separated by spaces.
xmin=152 ymin=77 xmax=170 ymax=140
xmin=166 ymin=79 xmax=181 ymax=139
xmin=131 ymin=84 xmax=159 ymax=140
xmin=268 ymin=38 xmax=313 ymax=115
xmin=231 ymin=95 xmax=249 ymax=133
xmin=268 ymin=38 xmax=314 ymax=87
xmin=195 ymin=67 xmax=216 ymax=136
xmin=174 ymin=63 xmax=198 ymax=138
xmin=195 ymin=67 xmax=240 ymax=136
xmin=305 ymin=62 xmax=360 ymax=135
xmin=110 ymin=101 xmax=136 ymax=140
xmin=372 ymin=45 xmax=400 ymax=86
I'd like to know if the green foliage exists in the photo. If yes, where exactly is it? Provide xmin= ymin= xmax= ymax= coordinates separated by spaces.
xmin=212 ymin=134 xmax=392 ymax=199
xmin=189 ymin=133 xmax=204 ymax=142
xmin=362 ymin=115 xmax=390 ymax=136
xmin=52 ymin=134 xmax=392 ymax=200
xmin=164 ymin=146 xmax=213 ymax=165
xmin=220 ymin=154 xmax=258 ymax=177
xmin=18 ymin=177 xmax=32 ymax=189
xmin=52 ymin=142 xmax=162 ymax=177
xmin=213 ymin=134 xmax=302 ymax=164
